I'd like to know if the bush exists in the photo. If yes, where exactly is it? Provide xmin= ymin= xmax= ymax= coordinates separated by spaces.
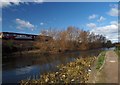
xmin=6 ymin=40 xmax=14 ymax=50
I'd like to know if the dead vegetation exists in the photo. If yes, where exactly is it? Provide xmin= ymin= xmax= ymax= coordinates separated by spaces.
xmin=34 ymin=26 xmax=112 ymax=52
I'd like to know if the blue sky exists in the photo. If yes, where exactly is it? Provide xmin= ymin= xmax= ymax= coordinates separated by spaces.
xmin=1 ymin=2 xmax=118 ymax=42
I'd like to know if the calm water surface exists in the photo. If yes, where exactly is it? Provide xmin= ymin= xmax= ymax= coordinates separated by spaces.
xmin=2 ymin=48 xmax=113 ymax=83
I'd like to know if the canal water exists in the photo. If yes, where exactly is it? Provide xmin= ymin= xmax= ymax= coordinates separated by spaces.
xmin=2 ymin=48 xmax=113 ymax=83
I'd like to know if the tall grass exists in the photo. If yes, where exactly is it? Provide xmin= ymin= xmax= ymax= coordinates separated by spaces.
xmin=114 ymin=46 xmax=120 ymax=58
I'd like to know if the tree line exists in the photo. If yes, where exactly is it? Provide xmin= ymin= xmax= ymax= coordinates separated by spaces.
xmin=34 ymin=26 xmax=113 ymax=53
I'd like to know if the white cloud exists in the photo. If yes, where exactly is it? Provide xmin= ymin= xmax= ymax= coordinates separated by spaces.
xmin=90 ymin=21 xmax=118 ymax=43
xmin=110 ymin=21 xmax=118 ymax=25
xmin=40 ymin=22 xmax=44 ymax=25
xmin=91 ymin=24 xmax=117 ymax=34
xmin=88 ymin=14 xmax=97 ymax=20
xmin=109 ymin=4 xmax=118 ymax=9
xmin=0 ymin=2 xmax=10 ymax=8
xmin=0 ymin=0 xmax=21 ymax=8
xmin=32 ymin=0 xmax=43 ymax=3
xmin=0 ymin=0 xmax=43 ymax=8
xmin=86 ymin=23 xmax=96 ymax=29
xmin=97 ymin=16 xmax=106 ymax=22
xmin=106 ymin=34 xmax=118 ymax=43
xmin=16 ymin=18 xmax=35 ymax=31
xmin=108 ymin=8 xmax=118 ymax=16
xmin=107 ymin=4 xmax=118 ymax=16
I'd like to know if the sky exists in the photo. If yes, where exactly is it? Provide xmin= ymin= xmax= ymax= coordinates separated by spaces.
xmin=1 ymin=1 xmax=119 ymax=43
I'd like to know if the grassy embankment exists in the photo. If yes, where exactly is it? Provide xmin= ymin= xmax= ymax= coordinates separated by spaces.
xmin=96 ymin=51 xmax=106 ymax=70
xmin=20 ymin=56 xmax=96 ymax=84
xmin=114 ymin=46 xmax=120 ymax=58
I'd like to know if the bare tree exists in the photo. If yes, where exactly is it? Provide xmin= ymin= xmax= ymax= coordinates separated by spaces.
xmin=34 ymin=26 xmax=109 ymax=52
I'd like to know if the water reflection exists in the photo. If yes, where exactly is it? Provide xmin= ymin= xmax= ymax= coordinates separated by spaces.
xmin=2 ymin=49 xmax=104 ymax=83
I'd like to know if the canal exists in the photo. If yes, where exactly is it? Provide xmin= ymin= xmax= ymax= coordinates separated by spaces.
xmin=2 ymin=48 xmax=113 ymax=83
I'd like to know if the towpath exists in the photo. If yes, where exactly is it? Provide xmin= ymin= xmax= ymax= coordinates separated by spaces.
xmin=96 ymin=50 xmax=118 ymax=83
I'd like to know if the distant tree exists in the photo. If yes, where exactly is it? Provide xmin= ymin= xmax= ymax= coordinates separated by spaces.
xmin=106 ymin=40 xmax=112 ymax=48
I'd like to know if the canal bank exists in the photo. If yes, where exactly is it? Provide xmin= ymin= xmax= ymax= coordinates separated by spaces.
xmin=20 ymin=49 xmax=118 ymax=84
xmin=20 ymin=56 xmax=96 ymax=84
xmin=2 ymin=48 xmax=104 ymax=83
xmin=3 ymin=47 xmax=115 ymax=84
xmin=20 ymin=50 xmax=111 ymax=84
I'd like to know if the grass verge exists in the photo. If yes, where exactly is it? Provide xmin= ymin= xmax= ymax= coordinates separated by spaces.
xmin=114 ymin=47 xmax=120 ymax=58
xmin=96 ymin=51 xmax=106 ymax=70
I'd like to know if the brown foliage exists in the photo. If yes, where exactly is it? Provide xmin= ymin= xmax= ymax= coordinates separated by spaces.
xmin=34 ymin=27 xmax=109 ymax=52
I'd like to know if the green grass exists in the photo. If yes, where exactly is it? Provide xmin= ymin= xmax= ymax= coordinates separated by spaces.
xmin=96 ymin=51 xmax=106 ymax=70
xmin=114 ymin=46 xmax=120 ymax=58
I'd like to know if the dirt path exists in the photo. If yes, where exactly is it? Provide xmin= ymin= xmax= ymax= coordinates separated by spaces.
xmin=96 ymin=51 xmax=118 ymax=83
